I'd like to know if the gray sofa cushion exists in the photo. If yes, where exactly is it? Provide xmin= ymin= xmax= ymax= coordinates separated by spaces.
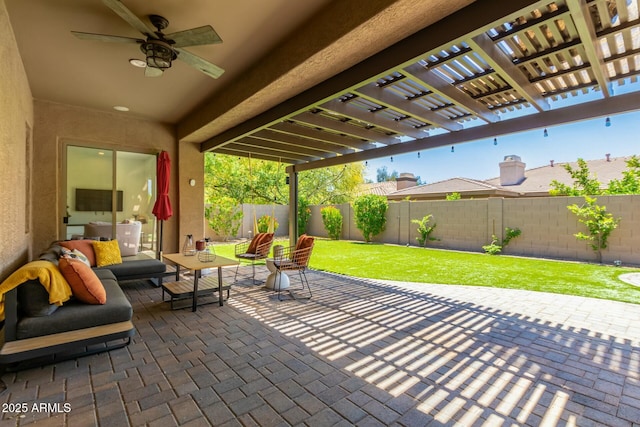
xmin=17 ymin=280 xmax=58 ymax=317
xmin=16 ymin=278 xmax=132 ymax=340
xmin=95 ymin=258 xmax=166 ymax=280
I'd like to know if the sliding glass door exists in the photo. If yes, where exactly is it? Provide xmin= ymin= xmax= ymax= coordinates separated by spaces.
xmin=65 ymin=145 xmax=157 ymax=254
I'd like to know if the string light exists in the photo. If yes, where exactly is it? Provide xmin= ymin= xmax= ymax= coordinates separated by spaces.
xmin=390 ymin=156 xmax=394 ymax=163
xmin=451 ymin=146 xmax=455 ymax=153
xmin=493 ymin=138 xmax=498 ymax=146
xmin=417 ymin=152 xmax=421 ymax=159
xmin=365 ymin=161 xmax=368 ymax=166
xmin=605 ymin=117 xmax=611 ymax=127
xmin=543 ymin=128 xmax=549 ymax=137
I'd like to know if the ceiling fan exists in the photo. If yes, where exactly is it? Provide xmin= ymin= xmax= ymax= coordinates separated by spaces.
xmin=71 ymin=0 xmax=224 ymax=79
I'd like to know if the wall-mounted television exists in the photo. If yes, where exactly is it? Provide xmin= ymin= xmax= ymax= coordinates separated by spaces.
xmin=75 ymin=188 xmax=123 ymax=212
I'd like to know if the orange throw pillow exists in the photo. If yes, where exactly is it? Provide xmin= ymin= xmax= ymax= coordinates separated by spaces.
xmin=256 ymin=233 xmax=274 ymax=257
xmin=60 ymin=240 xmax=97 ymax=267
xmin=246 ymin=233 xmax=264 ymax=254
xmin=58 ymin=257 xmax=106 ymax=304
xmin=293 ymin=235 xmax=314 ymax=265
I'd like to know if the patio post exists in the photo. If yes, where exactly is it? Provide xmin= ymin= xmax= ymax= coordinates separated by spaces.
xmin=288 ymin=168 xmax=298 ymax=248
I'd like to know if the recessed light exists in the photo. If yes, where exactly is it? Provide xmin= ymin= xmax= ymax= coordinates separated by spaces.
xmin=113 ymin=106 xmax=129 ymax=112
xmin=129 ymin=58 xmax=147 ymax=68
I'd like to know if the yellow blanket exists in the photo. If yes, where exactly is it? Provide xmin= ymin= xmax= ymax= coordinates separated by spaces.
xmin=0 ymin=260 xmax=73 ymax=321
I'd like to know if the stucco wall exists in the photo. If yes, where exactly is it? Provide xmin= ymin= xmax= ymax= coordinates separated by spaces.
xmin=0 ymin=0 xmax=34 ymax=281
xmin=307 ymin=196 xmax=640 ymax=265
xmin=32 ymin=100 xmax=179 ymax=258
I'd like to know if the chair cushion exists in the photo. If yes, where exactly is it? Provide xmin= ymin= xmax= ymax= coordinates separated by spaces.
xmin=256 ymin=233 xmax=274 ymax=257
xmin=293 ymin=235 xmax=314 ymax=266
xmin=246 ymin=233 xmax=265 ymax=254
xmin=58 ymin=257 xmax=107 ymax=304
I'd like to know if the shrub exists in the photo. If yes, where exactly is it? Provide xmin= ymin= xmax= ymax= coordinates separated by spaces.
xmin=411 ymin=214 xmax=438 ymax=247
xmin=205 ymin=197 xmax=243 ymax=241
xmin=353 ymin=194 xmax=388 ymax=242
xmin=297 ymin=197 xmax=311 ymax=236
xmin=321 ymin=206 xmax=343 ymax=240
xmin=446 ymin=192 xmax=461 ymax=200
xmin=257 ymin=214 xmax=279 ymax=233
xmin=483 ymin=227 xmax=521 ymax=255
xmin=568 ymin=196 xmax=620 ymax=263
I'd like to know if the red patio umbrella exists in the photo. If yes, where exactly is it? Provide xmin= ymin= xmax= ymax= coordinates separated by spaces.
xmin=152 ymin=151 xmax=173 ymax=258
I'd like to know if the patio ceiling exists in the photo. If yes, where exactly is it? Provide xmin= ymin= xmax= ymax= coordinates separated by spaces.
xmin=202 ymin=0 xmax=640 ymax=173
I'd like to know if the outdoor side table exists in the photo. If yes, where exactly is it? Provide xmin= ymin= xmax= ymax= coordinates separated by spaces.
xmin=161 ymin=253 xmax=239 ymax=312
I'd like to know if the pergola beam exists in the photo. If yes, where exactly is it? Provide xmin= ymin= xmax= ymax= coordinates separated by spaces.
xmin=287 ymin=90 xmax=640 ymax=173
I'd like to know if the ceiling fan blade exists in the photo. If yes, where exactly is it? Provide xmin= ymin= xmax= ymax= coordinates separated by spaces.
xmin=145 ymin=66 xmax=164 ymax=77
xmin=166 ymin=25 xmax=222 ymax=48
xmin=102 ymin=0 xmax=156 ymax=37
xmin=71 ymin=31 xmax=142 ymax=44
xmin=175 ymin=48 xmax=225 ymax=79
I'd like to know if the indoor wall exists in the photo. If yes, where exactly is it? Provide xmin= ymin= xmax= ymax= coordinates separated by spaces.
xmin=0 ymin=0 xmax=33 ymax=281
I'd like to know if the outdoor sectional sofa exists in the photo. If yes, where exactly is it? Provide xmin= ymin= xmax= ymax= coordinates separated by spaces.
xmin=0 ymin=239 xmax=168 ymax=391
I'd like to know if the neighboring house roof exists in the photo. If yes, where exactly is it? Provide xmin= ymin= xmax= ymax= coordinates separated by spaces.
xmin=484 ymin=156 xmax=632 ymax=197
xmin=388 ymin=177 xmax=517 ymax=200
xmin=385 ymin=156 xmax=634 ymax=200
xmin=357 ymin=181 xmax=398 ymax=197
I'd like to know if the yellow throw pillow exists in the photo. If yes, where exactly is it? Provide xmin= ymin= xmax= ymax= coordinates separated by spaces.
xmin=92 ymin=240 xmax=122 ymax=267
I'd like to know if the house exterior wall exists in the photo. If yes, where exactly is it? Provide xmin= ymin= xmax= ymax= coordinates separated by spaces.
xmin=32 ymin=100 xmax=179 ymax=258
xmin=306 ymin=196 xmax=640 ymax=265
xmin=0 ymin=0 xmax=34 ymax=281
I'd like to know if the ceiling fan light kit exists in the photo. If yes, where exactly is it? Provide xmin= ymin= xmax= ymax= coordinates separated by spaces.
xmin=141 ymin=40 xmax=176 ymax=70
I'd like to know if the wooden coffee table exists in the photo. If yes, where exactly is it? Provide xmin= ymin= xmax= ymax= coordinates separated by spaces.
xmin=161 ymin=253 xmax=239 ymax=312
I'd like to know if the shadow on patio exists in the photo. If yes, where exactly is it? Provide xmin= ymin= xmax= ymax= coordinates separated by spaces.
xmin=2 ymin=267 xmax=639 ymax=426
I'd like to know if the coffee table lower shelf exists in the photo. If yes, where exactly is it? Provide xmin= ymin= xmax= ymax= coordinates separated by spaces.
xmin=161 ymin=277 xmax=231 ymax=310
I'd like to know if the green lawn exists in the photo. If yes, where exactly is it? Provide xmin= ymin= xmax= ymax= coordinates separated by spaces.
xmin=214 ymin=238 xmax=640 ymax=304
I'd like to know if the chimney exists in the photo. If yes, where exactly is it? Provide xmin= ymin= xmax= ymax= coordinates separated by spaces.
xmin=606 ymin=153 xmax=611 ymax=162
xmin=550 ymin=160 xmax=554 ymax=167
xmin=396 ymin=173 xmax=418 ymax=190
xmin=499 ymin=155 xmax=526 ymax=186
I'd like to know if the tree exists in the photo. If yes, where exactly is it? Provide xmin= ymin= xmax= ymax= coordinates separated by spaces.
xmin=204 ymin=154 xmax=364 ymax=206
xmin=446 ymin=192 xmax=461 ymax=200
xmin=376 ymin=166 xmax=399 ymax=182
xmin=567 ymin=196 xmax=620 ymax=263
xmin=549 ymin=158 xmax=602 ymax=196
xmin=606 ymin=155 xmax=640 ymax=194
xmin=353 ymin=194 xmax=388 ymax=242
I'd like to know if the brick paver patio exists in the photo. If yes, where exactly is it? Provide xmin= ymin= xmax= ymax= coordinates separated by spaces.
xmin=1 ymin=267 xmax=639 ymax=426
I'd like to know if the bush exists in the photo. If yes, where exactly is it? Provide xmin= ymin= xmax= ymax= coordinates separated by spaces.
xmin=353 ymin=195 xmax=388 ymax=242
xmin=297 ymin=197 xmax=311 ymax=236
xmin=321 ymin=206 xmax=343 ymax=240
xmin=257 ymin=214 xmax=279 ymax=233
xmin=412 ymin=214 xmax=438 ymax=247
xmin=205 ymin=197 xmax=243 ymax=241
xmin=482 ymin=227 xmax=521 ymax=255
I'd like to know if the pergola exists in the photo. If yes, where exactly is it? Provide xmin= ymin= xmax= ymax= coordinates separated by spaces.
xmin=201 ymin=0 xmax=640 ymax=237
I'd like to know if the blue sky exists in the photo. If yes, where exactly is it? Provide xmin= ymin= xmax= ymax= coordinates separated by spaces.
xmin=363 ymin=109 xmax=640 ymax=184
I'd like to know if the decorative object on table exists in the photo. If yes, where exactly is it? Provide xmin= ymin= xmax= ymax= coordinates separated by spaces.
xmin=182 ymin=234 xmax=196 ymax=256
xmin=198 ymin=244 xmax=216 ymax=262
xmin=196 ymin=239 xmax=206 ymax=251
